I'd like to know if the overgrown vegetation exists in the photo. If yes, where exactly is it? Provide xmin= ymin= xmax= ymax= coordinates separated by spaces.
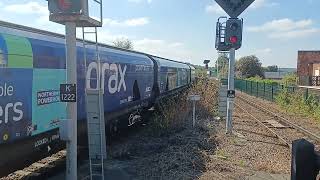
xmin=216 ymin=55 xmax=229 ymax=78
xmin=195 ymin=67 xmax=207 ymax=77
xmin=239 ymin=72 xmax=319 ymax=122
xmin=147 ymin=77 xmax=219 ymax=136
xmin=245 ymin=76 xmax=278 ymax=85
xmin=276 ymin=87 xmax=320 ymax=122
xmin=190 ymin=78 xmax=219 ymax=116
xmin=147 ymin=92 xmax=190 ymax=136
xmin=281 ymin=73 xmax=297 ymax=86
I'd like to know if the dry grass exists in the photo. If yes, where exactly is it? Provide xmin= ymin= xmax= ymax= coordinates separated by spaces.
xmin=147 ymin=77 xmax=219 ymax=137
xmin=190 ymin=78 xmax=219 ymax=117
xmin=105 ymin=78 xmax=221 ymax=180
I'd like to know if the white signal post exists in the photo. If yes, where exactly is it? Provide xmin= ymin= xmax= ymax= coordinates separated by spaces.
xmin=65 ymin=21 xmax=78 ymax=180
xmin=226 ymin=48 xmax=235 ymax=134
xmin=214 ymin=0 xmax=255 ymax=134
xmin=48 ymin=0 xmax=103 ymax=179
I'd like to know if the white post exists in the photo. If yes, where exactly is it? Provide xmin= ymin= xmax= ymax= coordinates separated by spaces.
xmin=65 ymin=22 xmax=77 ymax=180
xmin=193 ymin=101 xmax=196 ymax=127
xmin=226 ymin=48 xmax=235 ymax=134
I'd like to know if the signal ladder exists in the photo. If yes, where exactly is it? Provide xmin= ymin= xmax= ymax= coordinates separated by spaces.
xmin=82 ymin=25 xmax=106 ymax=180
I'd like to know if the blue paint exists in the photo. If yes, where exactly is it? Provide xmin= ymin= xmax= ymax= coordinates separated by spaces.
xmin=0 ymin=69 xmax=32 ymax=143
xmin=0 ymin=24 xmax=192 ymax=146
xmin=30 ymin=38 xmax=66 ymax=69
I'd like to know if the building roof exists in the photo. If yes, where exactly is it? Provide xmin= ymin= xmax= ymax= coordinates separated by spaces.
xmin=264 ymin=72 xmax=291 ymax=79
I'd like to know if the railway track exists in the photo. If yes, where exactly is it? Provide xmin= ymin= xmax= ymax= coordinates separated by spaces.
xmin=0 ymin=150 xmax=66 ymax=180
xmin=235 ymin=94 xmax=320 ymax=150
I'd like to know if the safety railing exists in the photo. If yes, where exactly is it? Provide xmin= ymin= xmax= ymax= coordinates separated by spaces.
xmin=234 ymin=79 xmax=320 ymax=103
xmin=311 ymin=76 xmax=320 ymax=86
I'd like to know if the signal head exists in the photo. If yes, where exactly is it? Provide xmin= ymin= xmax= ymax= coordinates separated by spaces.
xmin=225 ymin=18 xmax=243 ymax=50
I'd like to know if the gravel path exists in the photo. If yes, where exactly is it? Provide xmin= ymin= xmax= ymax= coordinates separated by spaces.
xmin=237 ymin=92 xmax=320 ymax=139
xmin=236 ymin=96 xmax=312 ymax=148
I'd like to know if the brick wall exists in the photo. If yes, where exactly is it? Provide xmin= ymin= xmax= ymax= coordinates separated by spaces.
xmin=298 ymin=51 xmax=320 ymax=76
xmin=297 ymin=51 xmax=320 ymax=85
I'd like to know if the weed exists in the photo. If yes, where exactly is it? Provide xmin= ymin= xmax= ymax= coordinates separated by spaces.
xmin=215 ymin=149 xmax=228 ymax=160
xmin=238 ymin=159 xmax=246 ymax=167
xmin=147 ymin=77 xmax=219 ymax=136
xmin=276 ymin=88 xmax=320 ymax=122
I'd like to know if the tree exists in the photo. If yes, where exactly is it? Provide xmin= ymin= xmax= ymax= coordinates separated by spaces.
xmin=112 ymin=38 xmax=134 ymax=50
xmin=266 ymin=65 xmax=278 ymax=72
xmin=236 ymin=55 xmax=264 ymax=78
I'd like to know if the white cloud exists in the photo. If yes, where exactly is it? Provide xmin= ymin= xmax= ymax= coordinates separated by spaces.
xmin=247 ymin=18 xmax=319 ymax=39
xmin=98 ymin=31 xmax=129 ymax=44
xmin=255 ymin=48 xmax=272 ymax=54
xmin=81 ymin=33 xmax=192 ymax=62
xmin=269 ymin=28 xmax=319 ymax=39
xmin=3 ymin=2 xmax=48 ymax=15
xmin=134 ymin=38 xmax=191 ymax=62
xmin=103 ymin=17 xmax=149 ymax=27
xmin=249 ymin=0 xmax=279 ymax=9
xmin=128 ymin=0 xmax=152 ymax=4
xmin=248 ymin=19 xmax=313 ymax=32
xmin=205 ymin=4 xmax=225 ymax=15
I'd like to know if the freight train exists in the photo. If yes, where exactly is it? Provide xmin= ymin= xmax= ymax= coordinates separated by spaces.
xmin=0 ymin=20 xmax=195 ymax=174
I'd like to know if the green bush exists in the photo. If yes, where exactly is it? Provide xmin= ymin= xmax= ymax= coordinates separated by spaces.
xmin=276 ymin=88 xmax=320 ymax=122
xmin=245 ymin=76 xmax=278 ymax=85
xmin=275 ymin=88 xmax=290 ymax=108
xmin=281 ymin=73 xmax=297 ymax=86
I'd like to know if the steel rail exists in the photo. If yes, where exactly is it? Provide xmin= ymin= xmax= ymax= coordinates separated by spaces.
xmin=234 ymin=102 xmax=291 ymax=148
xmin=237 ymin=95 xmax=320 ymax=142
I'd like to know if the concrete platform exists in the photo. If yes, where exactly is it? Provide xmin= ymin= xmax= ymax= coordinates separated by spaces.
xmin=299 ymin=86 xmax=320 ymax=90
xmin=48 ymin=162 xmax=132 ymax=180
xmin=246 ymin=172 xmax=290 ymax=180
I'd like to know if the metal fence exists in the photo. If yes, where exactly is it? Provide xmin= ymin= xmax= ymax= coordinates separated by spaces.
xmin=234 ymin=79 xmax=320 ymax=103
xmin=311 ymin=76 xmax=320 ymax=86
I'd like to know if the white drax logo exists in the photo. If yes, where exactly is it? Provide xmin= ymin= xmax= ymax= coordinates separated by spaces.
xmin=86 ymin=62 xmax=127 ymax=94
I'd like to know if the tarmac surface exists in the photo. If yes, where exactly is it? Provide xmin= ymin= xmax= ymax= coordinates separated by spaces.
xmin=48 ymin=162 xmax=131 ymax=180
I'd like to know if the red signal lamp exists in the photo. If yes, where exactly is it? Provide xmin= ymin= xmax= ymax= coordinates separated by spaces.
xmin=58 ymin=0 xmax=72 ymax=11
xmin=230 ymin=36 xmax=238 ymax=44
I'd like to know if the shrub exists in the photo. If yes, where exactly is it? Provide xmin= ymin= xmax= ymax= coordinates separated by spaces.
xmin=276 ymin=87 xmax=320 ymax=122
xmin=147 ymin=78 xmax=219 ymax=136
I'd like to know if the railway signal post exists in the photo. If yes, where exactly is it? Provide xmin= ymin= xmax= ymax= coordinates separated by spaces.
xmin=214 ymin=0 xmax=255 ymax=134
xmin=47 ymin=0 xmax=102 ymax=179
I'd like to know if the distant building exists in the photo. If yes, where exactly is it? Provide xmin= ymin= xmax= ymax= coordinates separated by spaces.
xmin=264 ymin=72 xmax=289 ymax=80
xmin=264 ymin=68 xmax=296 ymax=80
xmin=297 ymin=51 xmax=320 ymax=86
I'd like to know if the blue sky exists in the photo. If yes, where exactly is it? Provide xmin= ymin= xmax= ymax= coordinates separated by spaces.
xmin=0 ymin=0 xmax=319 ymax=68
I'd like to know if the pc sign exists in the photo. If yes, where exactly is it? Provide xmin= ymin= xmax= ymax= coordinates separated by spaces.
xmin=215 ymin=0 xmax=255 ymax=18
